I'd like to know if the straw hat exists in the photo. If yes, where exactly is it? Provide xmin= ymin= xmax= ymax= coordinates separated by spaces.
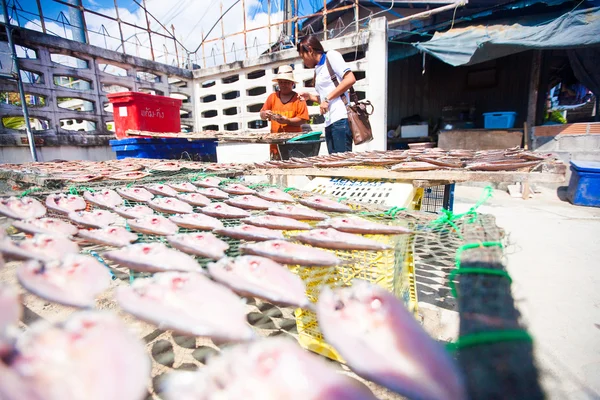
xmin=272 ymin=65 xmax=298 ymax=83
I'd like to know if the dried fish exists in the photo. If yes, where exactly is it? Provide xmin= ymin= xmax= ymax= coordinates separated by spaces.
xmin=298 ymin=196 xmax=353 ymax=213
xmin=116 ymin=186 xmax=155 ymax=202
xmin=117 ymin=272 xmax=254 ymax=341
xmin=17 ymin=254 xmax=111 ymax=308
xmin=256 ymin=188 xmax=295 ymax=203
xmin=317 ymin=217 xmax=412 ymax=235
xmin=169 ymin=213 xmax=223 ymax=231
xmin=201 ymin=202 xmax=250 ymax=219
xmin=77 ymin=226 xmax=138 ymax=247
xmin=148 ymin=197 xmax=194 ymax=214
xmin=170 ymin=182 xmax=198 ymax=193
xmin=167 ymin=232 xmax=229 ymax=260
xmin=0 ymin=234 xmax=79 ymax=262
xmin=145 ymin=184 xmax=179 ymax=197
xmin=192 ymin=176 xmax=222 ymax=188
xmin=68 ymin=210 xmax=118 ymax=229
xmin=195 ymin=187 xmax=230 ymax=200
xmin=266 ymin=204 xmax=329 ymax=221
xmin=225 ymin=195 xmax=273 ymax=210
xmin=176 ymin=192 xmax=212 ymax=207
xmin=243 ymin=215 xmax=311 ymax=230
xmin=221 ymin=184 xmax=257 ymax=195
xmin=128 ymin=215 xmax=179 ymax=236
xmin=83 ymin=189 xmax=123 ymax=209
xmin=317 ymin=281 xmax=467 ymax=400
xmin=0 ymin=197 xmax=46 ymax=220
xmin=240 ymin=240 xmax=340 ymax=266
xmin=295 ymin=228 xmax=390 ymax=251
xmin=45 ymin=194 xmax=86 ymax=214
xmin=105 ymin=243 xmax=203 ymax=273
xmin=12 ymin=218 xmax=79 ymax=237
xmin=113 ymin=205 xmax=154 ymax=219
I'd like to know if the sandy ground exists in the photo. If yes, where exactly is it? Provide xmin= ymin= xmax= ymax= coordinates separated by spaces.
xmin=453 ymin=184 xmax=600 ymax=400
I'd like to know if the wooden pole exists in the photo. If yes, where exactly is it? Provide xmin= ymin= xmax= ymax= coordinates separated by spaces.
xmin=171 ymin=24 xmax=179 ymax=67
xmin=35 ymin=0 xmax=46 ymax=33
xmin=142 ymin=0 xmax=155 ymax=61
xmin=526 ymin=50 xmax=542 ymax=150
xmin=323 ymin=0 xmax=327 ymax=40
xmin=267 ymin=0 xmax=271 ymax=53
xmin=242 ymin=0 xmax=248 ymax=59
xmin=220 ymin=2 xmax=226 ymax=64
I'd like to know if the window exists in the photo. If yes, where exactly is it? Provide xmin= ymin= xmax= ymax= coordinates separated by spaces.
xmin=202 ymin=80 xmax=216 ymax=88
xmin=247 ymin=103 xmax=262 ymax=113
xmin=60 ymin=119 xmax=97 ymax=132
xmin=57 ymin=98 xmax=94 ymax=112
xmin=247 ymin=70 xmax=266 ymax=79
xmin=0 ymin=92 xmax=46 ymax=107
xmin=201 ymin=110 xmax=218 ymax=118
xmin=51 ymin=54 xmax=88 ymax=68
xmin=222 ymin=91 xmax=240 ymax=100
xmin=247 ymin=87 xmax=266 ymax=96
xmin=203 ymin=124 xmax=219 ymax=131
xmin=101 ymin=84 xmax=130 ymax=93
xmin=202 ymin=94 xmax=217 ymax=103
xmin=98 ymin=63 xmax=128 ymax=77
xmin=223 ymin=107 xmax=239 ymax=116
xmin=248 ymin=120 xmax=268 ymax=129
xmin=2 ymin=116 xmax=49 ymax=130
xmin=20 ymin=70 xmax=44 ymax=84
xmin=222 ymin=74 xmax=239 ymax=84
xmin=224 ymin=122 xmax=239 ymax=131
xmin=136 ymin=71 xmax=160 ymax=83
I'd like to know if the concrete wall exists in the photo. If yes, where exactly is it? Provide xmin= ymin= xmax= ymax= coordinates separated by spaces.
xmin=192 ymin=17 xmax=389 ymax=152
xmin=0 ymin=25 xmax=193 ymax=162
xmin=533 ymin=123 xmax=600 ymax=163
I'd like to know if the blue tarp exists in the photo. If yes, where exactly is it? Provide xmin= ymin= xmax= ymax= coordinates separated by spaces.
xmin=413 ymin=6 xmax=600 ymax=66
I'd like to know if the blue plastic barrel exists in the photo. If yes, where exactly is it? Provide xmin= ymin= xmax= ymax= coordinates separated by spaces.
xmin=109 ymin=138 xmax=218 ymax=162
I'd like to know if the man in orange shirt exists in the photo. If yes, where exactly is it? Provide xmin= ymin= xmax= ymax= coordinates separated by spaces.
xmin=260 ymin=65 xmax=309 ymax=160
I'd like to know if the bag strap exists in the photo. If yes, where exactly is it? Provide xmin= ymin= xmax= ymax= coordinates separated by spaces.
xmin=325 ymin=56 xmax=356 ymax=105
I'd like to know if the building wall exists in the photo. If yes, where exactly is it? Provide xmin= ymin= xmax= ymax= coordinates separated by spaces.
xmin=387 ymin=51 xmax=534 ymax=130
xmin=0 ymin=26 xmax=193 ymax=161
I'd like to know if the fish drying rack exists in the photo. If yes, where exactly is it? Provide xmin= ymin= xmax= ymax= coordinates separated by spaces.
xmin=2 ymin=176 xmax=543 ymax=400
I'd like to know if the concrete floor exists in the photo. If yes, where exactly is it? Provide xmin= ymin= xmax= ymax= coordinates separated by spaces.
xmin=453 ymin=185 xmax=600 ymax=400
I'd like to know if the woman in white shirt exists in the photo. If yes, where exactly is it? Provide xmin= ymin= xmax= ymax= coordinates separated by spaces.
xmin=297 ymin=35 xmax=356 ymax=154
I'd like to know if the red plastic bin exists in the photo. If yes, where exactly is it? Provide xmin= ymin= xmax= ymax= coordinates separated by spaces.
xmin=107 ymin=91 xmax=182 ymax=139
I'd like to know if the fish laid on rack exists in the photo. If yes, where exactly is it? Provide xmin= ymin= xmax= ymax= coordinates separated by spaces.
xmin=266 ymin=204 xmax=329 ymax=221
xmin=77 ymin=226 xmax=138 ymax=248
xmin=240 ymin=240 xmax=340 ymax=266
xmin=195 ymin=187 xmax=230 ymax=200
xmin=0 ymin=234 xmax=79 ymax=262
xmin=161 ymin=338 xmax=376 ymax=400
xmin=208 ymin=256 xmax=310 ymax=308
xmin=68 ymin=174 xmax=104 ymax=183
xmin=317 ymin=217 xmax=412 ymax=235
xmin=83 ymin=189 xmax=123 ymax=209
xmin=201 ymin=202 xmax=250 ymax=219
xmin=111 ymin=161 xmax=144 ymax=172
xmin=298 ymin=196 xmax=353 ymax=213
xmin=17 ymin=254 xmax=112 ymax=308
xmin=0 ymin=197 xmax=46 ymax=220
xmin=167 ymin=232 xmax=229 ymax=260
xmin=225 ymin=195 xmax=273 ymax=211
xmin=192 ymin=176 xmax=222 ymax=188
xmin=45 ymin=194 xmax=87 ymax=214
xmin=295 ymin=228 xmax=391 ymax=251
xmin=0 ymin=284 xmax=21 ymax=335
xmin=107 ymin=171 xmax=151 ymax=181
xmin=176 ymin=192 xmax=211 ymax=207
xmin=214 ymin=224 xmax=285 ymax=242
xmin=314 ymin=160 xmax=363 ymax=168
xmin=150 ymin=161 xmax=182 ymax=171
xmin=117 ymin=272 xmax=254 ymax=341
xmin=116 ymin=186 xmax=155 ymax=202
xmin=127 ymin=215 xmax=179 ymax=236
xmin=145 ymin=183 xmax=179 ymax=197
xmin=113 ymin=204 xmax=154 ymax=219
xmin=169 ymin=213 xmax=223 ymax=230
xmin=68 ymin=210 xmax=118 ymax=229
xmin=12 ymin=218 xmax=79 ymax=237
xmin=148 ymin=197 xmax=194 ymax=214
xmin=179 ymin=161 xmax=206 ymax=170
xmin=7 ymin=311 xmax=150 ymax=400
xmin=465 ymin=160 xmax=541 ymax=171
xmin=413 ymin=156 xmax=464 ymax=169
xmin=390 ymin=161 xmax=441 ymax=172
xmin=317 ymin=281 xmax=467 ymax=400
xmin=256 ymin=188 xmax=295 ymax=203
xmin=104 ymin=243 xmax=203 ymax=273
xmin=243 ymin=215 xmax=311 ymax=231
xmin=221 ymin=183 xmax=257 ymax=195
xmin=170 ymin=182 xmax=198 ymax=193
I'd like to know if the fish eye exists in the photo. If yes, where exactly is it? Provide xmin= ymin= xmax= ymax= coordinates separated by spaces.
xmin=334 ymin=300 xmax=344 ymax=311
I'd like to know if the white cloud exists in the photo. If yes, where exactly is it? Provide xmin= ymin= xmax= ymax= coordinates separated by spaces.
xmin=22 ymin=0 xmax=284 ymax=68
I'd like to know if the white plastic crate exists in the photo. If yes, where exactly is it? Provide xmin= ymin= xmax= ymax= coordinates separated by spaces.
xmin=301 ymin=177 xmax=418 ymax=208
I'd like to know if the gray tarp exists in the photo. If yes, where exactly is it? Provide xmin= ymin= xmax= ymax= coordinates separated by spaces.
xmin=414 ymin=6 xmax=600 ymax=66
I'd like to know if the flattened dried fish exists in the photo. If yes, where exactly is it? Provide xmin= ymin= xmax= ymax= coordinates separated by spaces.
xmin=192 ymin=176 xmax=222 ymax=188
xmin=167 ymin=232 xmax=229 ymax=260
xmin=221 ymin=184 xmax=256 ymax=195
xmin=243 ymin=215 xmax=310 ymax=231
xmin=17 ymin=254 xmax=111 ymax=307
xmin=45 ymin=194 xmax=86 ymax=214
xmin=0 ymin=234 xmax=79 ymax=262
xmin=390 ymin=161 xmax=440 ymax=171
xmin=151 ymin=161 xmax=181 ymax=171
xmin=298 ymin=196 xmax=352 ymax=213
xmin=317 ymin=281 xmax=467 ymax=400
xmin=195 ymin=187 xmax=230 ymax=200
xmin=117 ymin=272 xmax=253 ymax=341
xmin=161 ymin=338 xmax=376 ymax=400
xmin=128 ymin=215 xmax=179 ymax=236
xmin=169 ymin=213 xmax=223 ymax=230
xmin=176 ymin=192 xmax=211 ymax=207
xmin=12 ymin=218 xmax=79 ymax=237
xmin=107 ymin=171 xmax=150 ymax=181
xmin=317 ymin=217 xmax=412 ymax=235
xmin=113 ymin=205 xmax=154 ymax=219
xmin=145 ymin=184 xmax=178 ymax=197
xmin=0 ymin=197 xmax=46 ymax=220
xmin=148 ymin=197 xmax=194 ymax=214
xmin=170 ymin=182 xmax=198 ymax=193
xmin=240 ymin=240 xmax=340 ymax=266
xmin=68 ymin=210 xmax=118 ymax=229
xmin=295 ymin=228 xmax=390 ymax=251
xmin=208 ymin=256 xmax=310 ymax=308
xmin=214 ymin=224 xmax=285 ymax=242
xmin=9 ymin=311 xmax=150 ymax=400
xmin=201 ymin=202 xmax=250 ymax=219
xmin=225 ymin=195 xmax=273 ymax=210
xmin=266 ymin=204 xmax=329 ymax=221
xmin=83 ymin=189 xmax=123 ymax=209
xmin=256 ymin=188 xmax=295 ymax=203
xmin=105 ymin=243 xmax=202 ymax=273
xmin=116 ymin=186 xmax=154 ymax=202
xmin=78 ymin=226 xmax=138 ymax=247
